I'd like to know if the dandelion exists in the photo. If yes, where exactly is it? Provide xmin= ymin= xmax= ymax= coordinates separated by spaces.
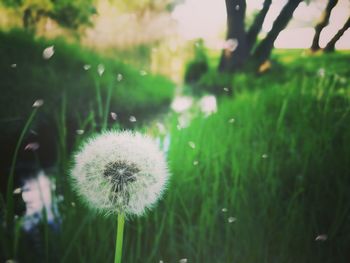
xmin=83 ymin=64 xmax=91 ymax=70
xmin=70 ymin=131 xmax=169 ymax=263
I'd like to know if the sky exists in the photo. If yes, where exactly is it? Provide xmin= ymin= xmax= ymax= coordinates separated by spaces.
xmin=171 ymin=0 xmax=350 ymax=49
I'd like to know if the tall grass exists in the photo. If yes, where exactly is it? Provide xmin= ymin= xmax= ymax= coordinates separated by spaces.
xmin=1 ymin=43 xmax=350 ymax=262
xmin=16 ymin=72 xmax=348 ymax=263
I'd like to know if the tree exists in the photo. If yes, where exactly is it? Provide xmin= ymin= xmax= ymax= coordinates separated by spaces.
xmin=2 ymin=0 xmax=96 ymax=31
xmin=252 ymin=0 xmax=303 ymax=66
xmin=324 ymin=16 xmax=350 ymax=52
xmin=310 ymin=0 xmax=338 ymax=52
xmin=219 ymin=0 xmax=303 ymax=73
xmin=219 ymin=0 xmax=248 ymax=72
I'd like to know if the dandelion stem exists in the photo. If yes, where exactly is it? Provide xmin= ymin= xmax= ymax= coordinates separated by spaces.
xmin=114 ymin=213 xmax=125 ymax=263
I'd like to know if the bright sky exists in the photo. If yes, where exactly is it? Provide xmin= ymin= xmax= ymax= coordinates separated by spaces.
xmin=171 ymin=0 xmax=350 ymax=49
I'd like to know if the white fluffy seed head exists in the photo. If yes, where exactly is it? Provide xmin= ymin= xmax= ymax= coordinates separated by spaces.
xmin=70 ymin=130 xmax=169 ymax=217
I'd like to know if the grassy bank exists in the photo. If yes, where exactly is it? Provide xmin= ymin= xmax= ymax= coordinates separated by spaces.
xmin=1 ymin=45 xmax=350 ymax=262
xmin=0 ymin=29 xmax=175 ymax=127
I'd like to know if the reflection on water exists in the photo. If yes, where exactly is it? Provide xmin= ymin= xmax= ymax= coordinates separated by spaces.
xmin=21 ymin=171 xmax=59 ymax=232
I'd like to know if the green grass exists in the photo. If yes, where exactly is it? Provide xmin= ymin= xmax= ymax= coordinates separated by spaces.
xmin=166 ymin=74 xmax=350 ymax=262
xmin=191 ymin=49 xmax=350 ymax=96
xmin=0 ymin=29 xmax=175 ymax=130
xmin=1 ymin=44 xmax=350 ymax=263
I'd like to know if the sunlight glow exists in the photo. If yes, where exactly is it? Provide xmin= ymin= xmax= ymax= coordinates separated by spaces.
xmin=172 ymin=0 xmax=350 ymax=49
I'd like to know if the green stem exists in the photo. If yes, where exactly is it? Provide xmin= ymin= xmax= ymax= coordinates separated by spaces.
xmin=114 ymin=213 xmax=125 ymax=263
xmin=6 ymin=108 xmax=38 ymax=254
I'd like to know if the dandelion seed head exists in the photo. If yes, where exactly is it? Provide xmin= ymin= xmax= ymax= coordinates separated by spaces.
xmin=70 ymin=131 xmax=169 ymax=216
xmin=221 ymin=208 xmax=227 ymax=212
xmin=11 ymin=63 xmax=17 ymax=68
xmin=83 ymin=64 xmax=91 ymax=70
xmin=179 ymin=258 xmax=188 ymax=263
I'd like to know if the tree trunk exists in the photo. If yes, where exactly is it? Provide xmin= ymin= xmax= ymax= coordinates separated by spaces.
xmin=219 ymin=0 xmax=248 ymax=72
xmin=311 ymin=0 xmax=338 ymax=52
xmin=246 ymin=0 xmax=272 ymax=55
xmin=252 ymin=0 xmax=303 ymax=66
xmin=324 ymin=17 xmax=350 ymax=52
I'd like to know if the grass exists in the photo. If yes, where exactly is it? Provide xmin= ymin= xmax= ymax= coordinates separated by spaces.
xmin=1 ymin=42 xmax=350 ymax=262
xmin=166 ymin=74 xmax=350 ymax=262
xmin=0 ymin=29 xmax=175 ymax=126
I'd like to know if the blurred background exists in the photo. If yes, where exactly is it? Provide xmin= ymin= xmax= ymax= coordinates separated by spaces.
xmin=0 ymin=0 xmax=350 ymax=262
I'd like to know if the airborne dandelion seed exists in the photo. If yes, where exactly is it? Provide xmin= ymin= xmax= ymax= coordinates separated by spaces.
xmin=117 ymin=73 xmax=123 ymax=81
xmin=43 ymin=46 xmax=55 ymax=59
xmin=98 ymin=64 xmax=105 ymax=76
xmin=32 ymin=99 xmax=44 ymax=108
xmin=228 ymin=217 xmax=237 ymax=223
xmin=76 ymin=130 xmax=85 ymax=135
xmin=111 ymin=112 xmax=118 ymax=120
xmin=188 ymin=141 xmax=196 ymax=149
xmin=129 ymin=116 xmax=137 ymax=122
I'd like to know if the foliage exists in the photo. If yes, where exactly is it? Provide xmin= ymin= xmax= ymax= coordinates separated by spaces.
xmin=0 ymin=29 xmax=174 ymax=120
xmin=190 ymin=49 xmax=350 ymax=95
xmin=1 ymin=44 xmax=350 ymax=262
xmin=1 ymin=0 xmax=96 ymax=29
